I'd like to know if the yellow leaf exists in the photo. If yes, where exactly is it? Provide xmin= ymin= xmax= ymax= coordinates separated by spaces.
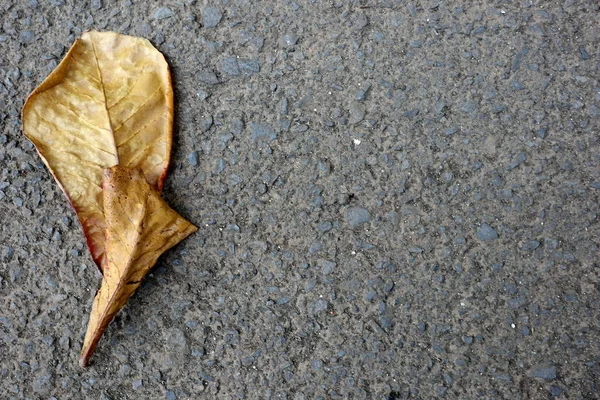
xmin=22 ymin=32 xmax=197 ymax=367
xmin=22 ymin=31 xmax=174 ymax=268
xmin=79 ymin=166 xmax=197 ymax=367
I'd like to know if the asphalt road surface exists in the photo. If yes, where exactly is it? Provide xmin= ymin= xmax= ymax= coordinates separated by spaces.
xmin=0 ymin=1 xmax=598 ymax=399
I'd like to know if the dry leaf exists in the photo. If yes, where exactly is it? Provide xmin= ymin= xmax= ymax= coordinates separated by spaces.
xmin=80 ymin=166 xmax=197 ymax=367
xmin=22 ymin=31 xmax=197 ymax=367
xmin=22 ymin=30 xmax=174 ymax=269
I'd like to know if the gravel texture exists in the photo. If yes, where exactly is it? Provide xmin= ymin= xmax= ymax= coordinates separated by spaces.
xmin=1 ymin=0 xmax=599 ymax=399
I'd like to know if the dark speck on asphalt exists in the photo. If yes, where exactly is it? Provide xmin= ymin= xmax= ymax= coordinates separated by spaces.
xmin=250 ymin=122 xmax=277 ymax=143
xmin=528 ymin=364 xmax=557 ymax=381
xmin=476 ymin=223 xmax=498 ymax=241
xmin=345 ymin=207 xmax=370 ymax=228
xmin=521 ymin=240 xmax=540 ymax=251
xmin=203 ymin=6 xmax=222 ymax=28
xmin=153 ymin=7 xmax=175 ymax=20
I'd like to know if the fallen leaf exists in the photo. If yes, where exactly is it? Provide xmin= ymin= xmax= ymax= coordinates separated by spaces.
xmin=22 ymin=31 xmax=197 ymax=367
xmin=22 ymin=31 xmax=174 ymax=269
xmin=80 ymin=166 xmax=197 ymax=367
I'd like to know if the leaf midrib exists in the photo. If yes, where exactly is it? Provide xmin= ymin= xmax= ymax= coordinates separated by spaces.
xmin=90 ymin=36 xmax=119 ymax=164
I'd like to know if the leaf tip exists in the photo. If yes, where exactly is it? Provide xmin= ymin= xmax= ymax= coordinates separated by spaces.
xmin=80 ymin=320 xmax=102 ymax=368
xmin=79 ymin=353 xmax=91 ymax=368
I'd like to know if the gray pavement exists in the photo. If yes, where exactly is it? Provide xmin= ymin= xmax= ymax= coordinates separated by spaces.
xmin=1 ymin=0 xmax=599 ymax=399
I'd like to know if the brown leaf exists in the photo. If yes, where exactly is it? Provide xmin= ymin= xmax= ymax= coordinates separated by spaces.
xmin=22 ymin=31 xmax=174 ymax=269
xmin=79 ymin=166 xmax=197 ymax=367
xmin=22 ymin=31 xmax=197 ymax=367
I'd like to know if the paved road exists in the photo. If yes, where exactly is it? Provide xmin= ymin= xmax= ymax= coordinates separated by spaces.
xmin=0 ymin=1 xmax=598 ymax=398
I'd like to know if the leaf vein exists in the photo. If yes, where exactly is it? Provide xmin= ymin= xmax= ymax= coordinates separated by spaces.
xmin=59 ymin=169 xmax=102 ymax=189
xmin=61 ymin=81 xmax=104 ymax=105
xmin=112 ymin=85 xmax=163 ymax=133
xmin=107 ymin=69 xmax=149 ymax=110
xmin=90 ymin=37 xmax=118 ymax=160
xmin=40 ymin=111 xmax=115 ymax=158
xmin=116 ymin=110 xmax=167 ymax=147
xmin=124 ymin=134 xmax=166 ymax=167
xmin=50 ymin=95 xmax=111 ymax=136
xmin=50 ymin=148 xmax=110 ymax=169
